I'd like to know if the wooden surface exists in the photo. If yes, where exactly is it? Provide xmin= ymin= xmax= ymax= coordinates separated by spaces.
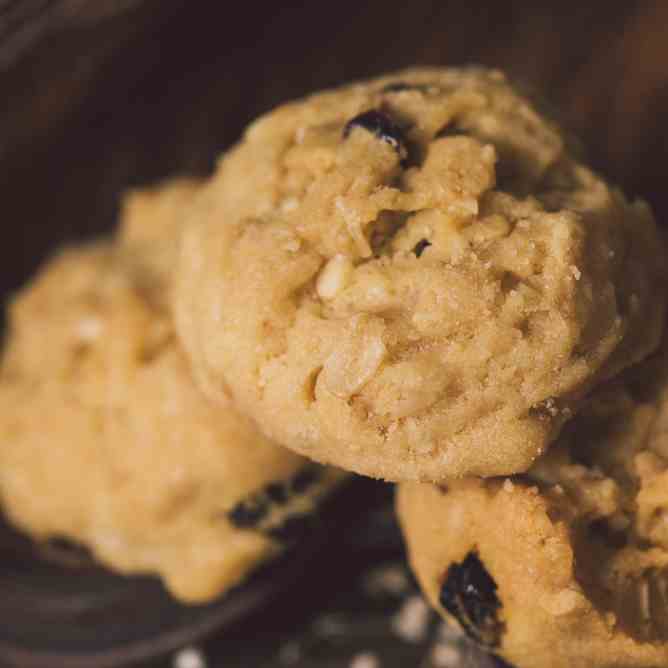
xmin=2 ymin=1 xmax=668 ymax=666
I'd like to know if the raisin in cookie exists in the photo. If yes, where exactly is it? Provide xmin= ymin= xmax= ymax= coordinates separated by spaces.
xmin=175 ymin=66 xmax=667 ymax=482
xmin=0 ymin=185 xmax=343 ymax=603
xmin=397 ymin=351 xmax=668 ymax=668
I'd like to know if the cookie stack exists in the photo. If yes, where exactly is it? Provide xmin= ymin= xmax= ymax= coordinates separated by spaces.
xmin=2 ymin=67 xmax=668 ymax=667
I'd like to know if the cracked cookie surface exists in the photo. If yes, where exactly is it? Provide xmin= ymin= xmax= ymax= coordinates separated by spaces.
xmin=0 ymin=180 xmax=342 ymax=603
xmin=397 ymin=345 xmax=668 ymax=667
xmin=175 ymin=67 xmax=667 ymax=481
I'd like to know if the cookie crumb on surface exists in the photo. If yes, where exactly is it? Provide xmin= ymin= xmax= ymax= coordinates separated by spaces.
xmin=173 ymin=646 xmax=207 ymax=668
xmin=312 ymin=613 xmax=348 ymax=637
xmin=437 ymin=621 xmax=465 ymax=642
xmin=430 ymin=643 xmax=462 ymax=667
xmin=279 ymin=641 xmax=302 ymax=665
xmin=349 ymin=651 xmax=380 ymax=668
xmin=391 ymin=594 xmax=431 ymax=643
xmin=363 ymin=563 xmax=410 ymax=596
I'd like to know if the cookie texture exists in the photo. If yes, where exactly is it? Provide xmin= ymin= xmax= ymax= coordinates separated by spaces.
xmin=0 ymin=181 xmax=342 ymax=603
xmin=118 ymin=176 xmax=201 ymax=275
xmin=175 ymin=66 xmax=667 ymax=481
xmin=397 ymin=351 xmax=668 ymax=668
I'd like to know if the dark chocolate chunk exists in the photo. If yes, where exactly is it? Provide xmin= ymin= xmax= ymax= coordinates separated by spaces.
xmin=343 ymin=110 xmax=408 ymax=164
xmin=439 ymin=551 xmax=503 ymax=648
xmin=412 ymin=239 xmax=432 ymax=258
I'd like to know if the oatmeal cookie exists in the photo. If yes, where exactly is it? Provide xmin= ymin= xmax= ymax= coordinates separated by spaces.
xmin=0 ymin=182 xmax=342 ymax=603
xmin=175 ymin=66 xmax=666 ymax=481
xmin=397 ymin=350 xmax=668 ymax=667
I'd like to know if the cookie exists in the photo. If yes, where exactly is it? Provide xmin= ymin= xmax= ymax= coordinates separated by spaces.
xmin=118 ymin=176 xmax=201 ymax=276
xmin=0 ymin=184 xmax=343 ymax=603
xmin=174 ymin=66 xmax=667 ymax=481
xmin=397 ymin=352 xmax=668 ymax=667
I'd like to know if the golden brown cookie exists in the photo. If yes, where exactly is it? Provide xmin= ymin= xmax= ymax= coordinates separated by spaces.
xmin=0 ymin=181 xmax=343 ymax=603
xmin=174 ymin=66 xmax=667 ymax=482
xmin=397 ymin=351 xmax=668 ymax=667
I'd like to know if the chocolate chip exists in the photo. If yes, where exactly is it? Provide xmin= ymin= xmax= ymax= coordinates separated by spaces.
xmin=412 ymin=239 xmax=432 ymax=258
xmin=343 ymin=110 xmax=408 ymax=164
xmin=439 ymin=551 xmax=503 ymax=648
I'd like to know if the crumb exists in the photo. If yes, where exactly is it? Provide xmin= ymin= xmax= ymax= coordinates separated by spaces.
xmin=364 ymin=564 xmax=410 ymax=596
xmin=350 ymin=651 xmax=380 ymax=668
xmin=391 ymin=594 xmax=431 ymax=643
xmin=431 ymin=643 xmax=462 ymax=667
xmin=312 ymin=613 xmax=348 ymax=637
xmin=544 ymin=398 xmax=558 ymax=415
xmin=173 ymin=646 xmax=207 ymax=668
xmin=279 ymin=641 xmax=301 ymax=665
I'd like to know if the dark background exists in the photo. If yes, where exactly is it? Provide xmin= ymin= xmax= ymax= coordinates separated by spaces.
xmin=2 ymin=1 xmax=668 ymax=666
xmin=3 ymin=0 xmax=668 ymax=304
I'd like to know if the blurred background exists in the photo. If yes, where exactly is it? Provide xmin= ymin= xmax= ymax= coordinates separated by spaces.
xmin=3 ymin=0 xmax=668 ymax=304
xmin=2 ymin=1 xmax=668 ymax=666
